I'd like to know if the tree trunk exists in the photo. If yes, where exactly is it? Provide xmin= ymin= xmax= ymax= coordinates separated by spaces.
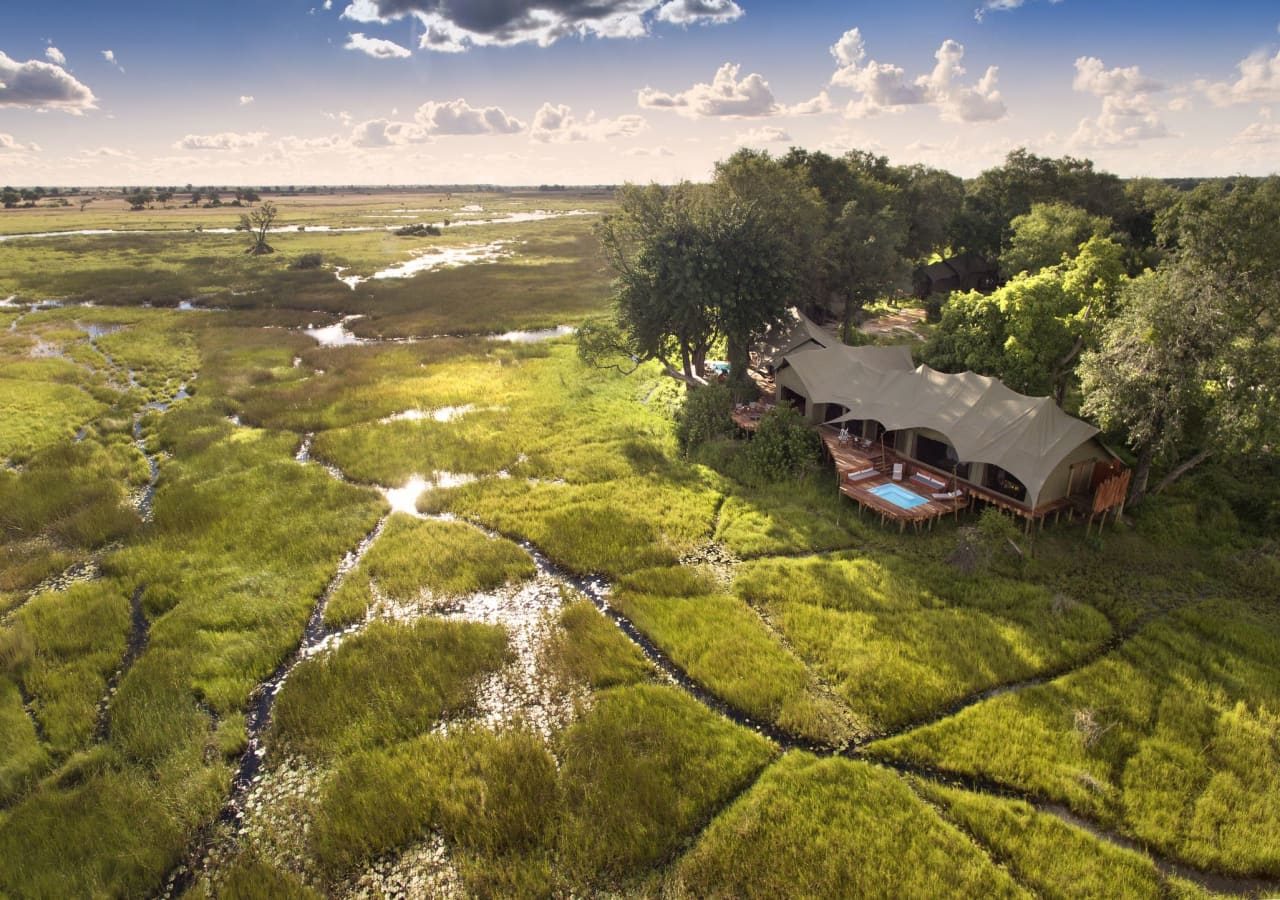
xmin=1128 ymin=444 xmax=1155 ymax=507
xmin=680 ymin=341 xmax=692 ymax=383
xmin=727 ymin=332 xmax=754 ymax=401
xmin=841 ymin=292 xmax=857 ymax=344
xmin=1154 ymin=448 xmax=1212 ymax=495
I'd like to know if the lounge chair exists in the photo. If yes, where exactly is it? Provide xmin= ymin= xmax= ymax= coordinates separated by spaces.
xmin=911 ymin=472 xmax=947 ymax=492
xmin=931 ymin=489 xmax=964 ymax=501
xmin=847 ymin=467 xmax=877 ymax=482
xmin=892 ymin=463 xmax=904 ymax=481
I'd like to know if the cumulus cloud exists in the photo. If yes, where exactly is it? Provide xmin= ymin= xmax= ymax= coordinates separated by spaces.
xmin=415 ymin=98 xmax=524 ymax=134
xmin=350 ymin=118 xmax=427 ymax=146
xmin=624 ymin=145 xmax=675 ymax=157
xmin=1070 ymin=56 xmax=1169 ymax=148
xmin=1199 ymin=47 xmax=1280 ymax=106
xmin=639 ymin=62 xmax=780 ymax=117
xmin=101 ymin=49 xmax=123 ymax=72
xmin=787 ymin=90 xmax=832 ymax=115
xmin=1232 ymin=121 xmax=1280 ymax=145
xmin=735 ymin=125 xmax=791 ymax=145
xmin=0 ymin=51 xmax=97 ymax=112
xmin=0 ymin=132 xmax=39 ymax=152
xmin=974 ymin=0 xmax=1062 ymax=23
xmin=342 ymin=0 xmax=739 ymax=52
xmin=45 ymin=46 xmax=66 ymax=65
xmin=240 ymin=95 xmax=255 ymax=105
xmin=1167 ymin=96 xmax=1192 ymax=112
xmin=174 ymin=131 xmax=268 ymax=151
xmin=345 ymin=32 xmax=412 ymax=59
xmin=530 ymin=102 xmax=646 ymax=142
xmin=829 ymin=29 xmax=1005 ymax=123
xmin=655 ymin=0 xmax=743 ymax=26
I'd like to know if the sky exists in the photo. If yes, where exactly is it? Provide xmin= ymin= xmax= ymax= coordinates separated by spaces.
xmin=1 ymin=0 xmax=1278 ymax=185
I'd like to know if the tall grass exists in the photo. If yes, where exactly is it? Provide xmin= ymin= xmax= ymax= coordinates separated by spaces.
xmin=271 ymin=618 xmax=510 ymax=759
xmin=735 ymin=553 xmax=1113 ymax=733
xmin=324 ymin=514 xmax=536 ymax=627
xmin=612 ymin=566 xmax=857 ymax=744
xmin=873 ymin=598 xmax=1280 ymax=876
xmin=670 ymin=752 xmax=1024 ymax=899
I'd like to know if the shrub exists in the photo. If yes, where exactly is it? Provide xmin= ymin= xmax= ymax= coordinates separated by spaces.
xmin=292 ymin=253 xmax=324 ymax=270
xmin=745 ymin=405 xmax=821 ymax=482
xmin=674 ymin=383 xmax=734 ymax=454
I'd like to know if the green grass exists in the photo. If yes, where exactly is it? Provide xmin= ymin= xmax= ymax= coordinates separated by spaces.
xmin=271 ymin=618 xmax=510 ymax=759
xmin=712 ymin=483 xmax=864 ymax=557
xmin=0 ymin=378 xmax=105 ymax=462
xmin=324 ymin=514 xmax=536 ymax=627
xmin=612 ymin=566 xmax=857 ymax=745
xmin=4 ymin=579 xmax=131 ymax=756
xmin=670 ymin=752 xmax=1025 ymax=899
xmin=312 ymin=682 xmax=773 ymax=893
xmin=734 ymin=553 xmax=1114 ymax=734
xmin=913 ymin=780 xmax=1207 ymax=899
xmin=872 ymin=598 xmax=1280 ymax=876
xmin=0 ymin=677 xmax=50 ymax=804
xmin=542 ymin=600 xmax=654 ymax=690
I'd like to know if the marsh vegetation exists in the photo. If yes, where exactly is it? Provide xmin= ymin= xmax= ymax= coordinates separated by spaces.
xmin=0 ymin=185 xmax=1276 ymax=899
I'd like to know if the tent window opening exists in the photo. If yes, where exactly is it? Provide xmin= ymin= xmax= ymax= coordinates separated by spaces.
xmin=983 ymin=464 xmax=1027 ymax=502
xmin=824 ymin=404 xmax=849 ymax=425
xmin=780 ymin=386 xmax=806 ymax=416
xmin=914 ymin=434 xmax=970 ymax=480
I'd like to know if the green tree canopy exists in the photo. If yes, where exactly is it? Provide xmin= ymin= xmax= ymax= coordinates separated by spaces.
xmin=998 ymin=201 xmax=1114 ymax=277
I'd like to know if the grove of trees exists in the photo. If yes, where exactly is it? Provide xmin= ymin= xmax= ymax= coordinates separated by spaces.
xmin=590 ymin=146 xmax=1279 ymax=506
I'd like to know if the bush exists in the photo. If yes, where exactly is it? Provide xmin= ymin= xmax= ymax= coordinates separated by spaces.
xmin=745 ymin=405 xmax=821 ymax=482
xmin=292 ymin=253 xmax=324 ymax=270
xmin=674 ymin=383 xmax=734 ymax=454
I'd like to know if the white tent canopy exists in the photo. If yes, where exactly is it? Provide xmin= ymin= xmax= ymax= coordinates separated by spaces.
xmin=779 ymin=343 xmax=1100 ymax=507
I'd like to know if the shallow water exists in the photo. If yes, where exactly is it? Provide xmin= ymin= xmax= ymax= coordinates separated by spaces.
xmin=380 ymin=405 xmax=476 ymax=424
xmin=491 ymin=324 xmax=576 ymax=343
xmin=304 ymin=316 xmax=366 ymax=347
xmin=337 ymin=241 xmax=512 ymax=289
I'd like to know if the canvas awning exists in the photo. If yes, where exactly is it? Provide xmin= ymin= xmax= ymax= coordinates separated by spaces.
xmin=781 ymin=344 xmax=1099 ymax=506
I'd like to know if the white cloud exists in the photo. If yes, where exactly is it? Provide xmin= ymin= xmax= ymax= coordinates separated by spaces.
xmin=1232 ymin=121 xmax=1280 ymax=145
xmin=0 ymin=132 xmax=40 ymax=152
xmin=175 ymin=131 xmax=268 ymax=151
xmin=1073 ymin=56 xmax=1162 ymax=96
xmin=735 ymin=126 xmax=792 ymax=145
xmin=240 ymin=95 xmax=255 ymax=105
xmin=44 ymin=46 xmax=66 ymax=65
xmin=625 ymin=145 xmax=675 ymax=157
xmin=786 ymin=90 xmax=833 ymax=116
xmin=0 ymin=51 xmax=97 ymax=112
xmin=1070 ymin=56 xmax=1169 ymax=148
xmin=655 ymin=0 xmax=743 ymax=26
xmin=829 ymin=29 xmax=1005 ymax=123
xmin=343 ymin=0 xmax=738 ymax=53
xmin=1199 ymin=47 xmax=1280 ymax=106
xmin=345 ymin=32 xmax=412 ymax=59
xmin=530 ymin=103 xmax=646 ymax=142
xmin=1167 ymin=96 xmax=1191 ymax=112
xmin=350 ymin=118 xmax=427 ymax=147
xmin=974 ymin=0 xmax=1063 ymax=23
xmin=639 ymin=62 xmax=780 ymax=117
xmin=101 ymin=49 xmax=123 ymax=72
xmin=415 ymin=98 xmax=525 ymax=134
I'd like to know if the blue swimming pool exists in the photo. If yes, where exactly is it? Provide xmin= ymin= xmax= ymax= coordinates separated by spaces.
xmin=869 ymin=482 xmax=928 ymax=510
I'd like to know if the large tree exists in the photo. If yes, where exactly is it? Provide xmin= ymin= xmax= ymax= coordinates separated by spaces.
xmin=923 ymin=235 xmax=1126 ymax=403
xmin=998 ymin=201 xmax=1114 ymax=277
xmin=593 ymin=182 xmax=717 ymax=383
xmin=1081 ymin=177 xmax=1280 ymax=504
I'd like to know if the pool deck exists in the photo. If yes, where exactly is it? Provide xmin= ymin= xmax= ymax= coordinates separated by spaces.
xmin=818 ymin=427 xmax=971 ymax=532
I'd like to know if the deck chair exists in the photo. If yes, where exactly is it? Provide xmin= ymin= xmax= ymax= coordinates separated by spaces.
xmin=892 ymin=463 xmax=904 ymax=481
xmin=847 ymin=467 xmax=877 ymax=482
xmin=837 ymin=425 xmax=851 ymax=444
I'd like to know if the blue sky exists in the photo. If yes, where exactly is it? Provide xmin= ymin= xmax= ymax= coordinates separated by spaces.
xmin=1 ymin=0 xmax=1277 ymax=184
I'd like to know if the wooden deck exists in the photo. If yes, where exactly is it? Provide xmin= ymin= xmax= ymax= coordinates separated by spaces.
xmin=819 ymin=428 xmax=969 ymax=532
xmin=730 ymin=400 xmax=774 ymax=432
xmin=818 ymin=426 xmax=1078 ymax=531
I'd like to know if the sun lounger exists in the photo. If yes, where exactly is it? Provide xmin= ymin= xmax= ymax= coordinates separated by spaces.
xmin=931 ymin=490 xmax=964 ymax=500
xmin=911 ymin=472 xmax=947 ymax=491
xmin=892 ymin=463 xmax=904 ymax=481
xmin=847 ymin=467 xmax=877 ymax=482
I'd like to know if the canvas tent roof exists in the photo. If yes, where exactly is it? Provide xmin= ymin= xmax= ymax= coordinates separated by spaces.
xmin=760 ymin=309 xmax=835 ymax=367
xmin=779 ymin=343 xmax=1100 ymax=506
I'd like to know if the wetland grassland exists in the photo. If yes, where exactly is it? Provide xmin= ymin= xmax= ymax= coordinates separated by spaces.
xmin=0 ymin=191 xmax=1277 ymax=899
